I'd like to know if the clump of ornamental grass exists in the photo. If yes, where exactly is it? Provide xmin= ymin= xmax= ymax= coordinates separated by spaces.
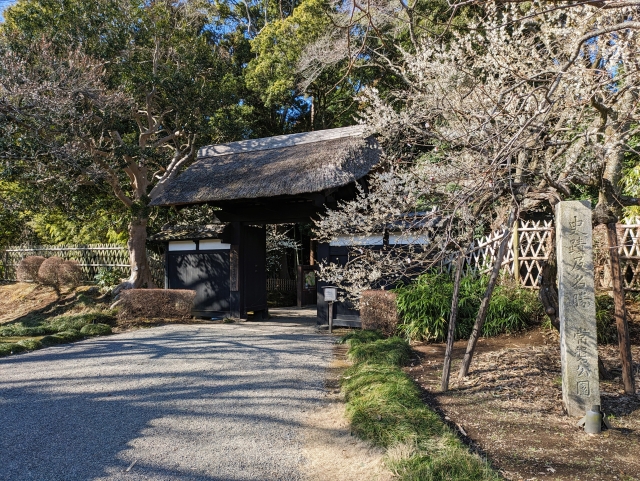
xmin=339 ymin=330 xmax=499 ymax=480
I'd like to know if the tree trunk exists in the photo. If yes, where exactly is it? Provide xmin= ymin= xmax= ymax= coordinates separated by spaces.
xmin=122 ymin=218 xmax=155 ymax=290
xmin=459 ymin=210 xmax=516 ymax=379
xmin=606 ymin=222 xmax=636 ymax=394
xmin=539 ymin=228 xmax=560 ymax=330
xmin=442 ymin=253 xmax=465 ymax=392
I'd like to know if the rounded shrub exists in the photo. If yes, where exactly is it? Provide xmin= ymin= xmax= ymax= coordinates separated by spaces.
xmin=37 ymin=257 xmax=65 ymax=289
xmin=16 ymin=256 xmax=46 ymax=282
xmin=59 ymin=260 xmax=84 ymax=288
xmin=40 ymin=335 xmax=64 ymax=347
xmin=80 ymin=323 xmax=112 ymax=336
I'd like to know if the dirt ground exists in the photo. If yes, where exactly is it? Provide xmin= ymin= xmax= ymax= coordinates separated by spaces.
xmin=301 ymin=345 xmax=394 ymax=481
xmin=410 ymin=325 xmax=640 ymax=481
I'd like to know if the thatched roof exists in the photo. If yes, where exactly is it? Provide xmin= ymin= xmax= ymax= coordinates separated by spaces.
xmin=150 ymin=126 xmax=381 ymax=207
xmin=148 ymin=224 xmax=226 ymax=242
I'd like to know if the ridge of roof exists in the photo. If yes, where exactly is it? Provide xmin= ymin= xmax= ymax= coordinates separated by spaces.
xmin=197 ymin=125 xmax=367 ymax=158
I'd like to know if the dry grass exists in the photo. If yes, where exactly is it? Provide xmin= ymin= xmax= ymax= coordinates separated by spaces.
xmin=0 ymin=283 xmax=58 ymax=325
xmin=410 ymin=328 xmax=640 ymax=481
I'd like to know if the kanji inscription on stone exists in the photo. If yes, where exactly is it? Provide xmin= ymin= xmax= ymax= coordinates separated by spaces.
xmin=556 ymin=200 xmax=600 ymax=417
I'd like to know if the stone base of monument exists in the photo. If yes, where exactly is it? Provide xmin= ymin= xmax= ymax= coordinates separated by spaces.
xmin=576 ymin=404 xmax=612 ymax=434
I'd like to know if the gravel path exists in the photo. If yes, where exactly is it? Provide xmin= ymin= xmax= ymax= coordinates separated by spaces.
xmin=0 ymin=316 xmax=333 ymax=481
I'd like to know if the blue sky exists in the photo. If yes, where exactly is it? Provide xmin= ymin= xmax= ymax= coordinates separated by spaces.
xmin=0 ymin=0 xmax=16 ymax=23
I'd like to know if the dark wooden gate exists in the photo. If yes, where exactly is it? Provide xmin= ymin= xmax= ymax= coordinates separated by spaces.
xmin=242 ymin=225 xmax=267 ymax=313
xmin=167 ymin=251 xmax=230 ymax=317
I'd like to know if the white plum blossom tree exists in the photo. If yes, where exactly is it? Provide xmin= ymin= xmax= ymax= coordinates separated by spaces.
xmin=314 ymin=0 xmax=640 ymax=387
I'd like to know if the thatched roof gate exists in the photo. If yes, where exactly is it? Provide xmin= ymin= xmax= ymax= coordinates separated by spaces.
xmin=151 ymin=126 xmax=381 ymax=223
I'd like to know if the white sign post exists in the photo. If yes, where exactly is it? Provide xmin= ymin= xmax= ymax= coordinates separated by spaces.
xmin=324 ymin=287 xmax=337 ymax=333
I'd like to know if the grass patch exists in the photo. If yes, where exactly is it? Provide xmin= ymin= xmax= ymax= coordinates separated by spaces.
xmin=80 ymin=323 xmax=112 ymax=336
xmin=395 ymin=272 xmax=543 ymax=342
xmin=347 ymin=337 xmax=412 ymax=366
xmin=0 ymin=306 xmax=116 ymax=357
xmin=0 ymin=342 xmax=27 ymax=356
xmin=337 ymin=329 xmax=385 ymax=346
xmin=340 ymin=332 xmax=499 ymax=480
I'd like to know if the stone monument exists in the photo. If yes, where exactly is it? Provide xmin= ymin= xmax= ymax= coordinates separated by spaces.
xmin=556 ymin=200 xmax=600 ymax=417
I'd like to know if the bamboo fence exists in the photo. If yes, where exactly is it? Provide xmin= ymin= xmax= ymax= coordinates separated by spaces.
xmin=0 ymin=244 xmax=164 ymax=287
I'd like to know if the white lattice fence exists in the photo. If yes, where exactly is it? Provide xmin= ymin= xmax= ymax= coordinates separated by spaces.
xmin=619 ymin=224 xmax=640 ymax=291
xmin=458 ymin=219 xmax=553 ymax=288
xmin=1 ymin=244 xmax=164 ymax=286
xmin=446 ymin=220 xmax=640 ymax=291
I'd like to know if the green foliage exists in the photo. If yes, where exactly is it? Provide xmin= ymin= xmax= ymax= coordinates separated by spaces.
xmin=0 ymin=324 xmax=54 ymax=337
xmin=94 ymin=268 xmax=122 ymax=290
xmin=482 ymin=283 xmax=543 ymax=337
xmin=389 ymin=440 xmax=500 ymax=481
xmin=40 ymin=329 xmax=83 ymax=346
xmin=49 ymin=312 xmax=117 ymax=330
xmin=29 ymin=209 xmax=128 ymax=245
xmin=0 ymin=311 xmax=116 ymax=338
xmin=0 ymin=180 xmax=34 ymax=248
xmin=395 ymin=272 xmax=543 ymax=342
xmin=343 ymin=362 xmax=445 ymax=448
xmin=341 ymin=331 xmax=499 ymax=480
xmin=595 ymin=294 xmax=617 ymax=344
xmin=338 ymin=329 xmax=386 ymax=346
xmin=16 ymin=338 xmax=42 ymax=350
xmin=348 ymin=337 xmax=412 ymax=366
xmin=80 ymin=323 xmax=112 ymax=336
xmin=0 ymin=342 xmax=27 ymax=356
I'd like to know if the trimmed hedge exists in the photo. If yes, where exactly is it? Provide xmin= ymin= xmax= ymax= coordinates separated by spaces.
xmin=116 ymin=289 xmax=196 ymax=320
xmin=16 ymin=256 xmax=46 ymax=282
xmin=360 ymin=290 xmax=399 ymax=336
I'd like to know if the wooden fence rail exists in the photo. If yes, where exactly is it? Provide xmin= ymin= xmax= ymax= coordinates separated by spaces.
xmin=266 ymin=278 xmax=297 ymax=292
xmin=0 ymin=244 xmax=164 ymax=287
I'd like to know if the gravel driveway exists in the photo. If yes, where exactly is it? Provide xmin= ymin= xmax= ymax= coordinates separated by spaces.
xmin=0 ymin=313 xmax=333 ymax=481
